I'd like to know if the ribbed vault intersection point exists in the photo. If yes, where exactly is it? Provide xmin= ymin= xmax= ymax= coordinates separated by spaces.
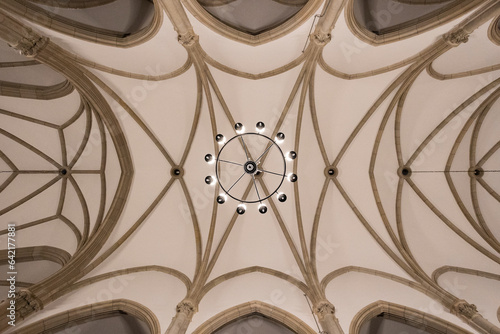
xmin=0 ymin=151 xmax=16 ymax=191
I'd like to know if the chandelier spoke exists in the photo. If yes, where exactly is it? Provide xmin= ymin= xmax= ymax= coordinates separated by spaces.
xmin=259 ymin=168 xmax=285 ymax=177
xmin=255 ymin=143 xmax=273 ymax=163
xmin=239 ymin=136 xmax=251 ymax=161
xmin=227 ymin=172 xmax=246 ymax=193
xmin=219 ymin=159 xmax=244 ymax=167
xmin=251 ymin=174 xmax=262 ymax=203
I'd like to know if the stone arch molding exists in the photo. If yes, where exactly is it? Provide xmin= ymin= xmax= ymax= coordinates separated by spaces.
xmin=0 ymin=246 xmax=70 ymax=289
xmin=0 ymin=11 xmax=134 ymax=330
xmin=182 ymin=0 xmax=323 ymax=45
xmin=350 ymin=301 xmax=473 ymax=334
xmin=488 ymin=15 xmax=500 ymax=45
xmin=12 ymin=299 xmax=160 ymax=334
xmin=0 ymin=0 xmax=162 ymax=47
xmin=344 ymin=0 xmax=484 ymax=45
xmin=0 ymin=246 xmax=70 ymax=266
xmin=192 ymin=300 xmax=317 ymax=334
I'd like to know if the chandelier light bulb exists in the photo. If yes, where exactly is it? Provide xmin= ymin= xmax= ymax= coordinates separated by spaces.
xmin=234 ymin=122 xmax=245 ymax=134
xmin=277 ymin=193 xmax=287 ymax=202
xmin=217 ymin=194 xmax=227 ymax=204
xmin=215 ymin=134 xmax=225 ymax=144
xmin=286 ymin=151 xmax=297 ymax=161
xmin=288 ymin=173 xmax=298 ymax=183
xmin=205 ymin=176 xmax=216 ymax=185
xmin=205 ymin=154 xmax=215 ymax=164
xmin=236 ymin=204 xmax=246 ymax=215
xmin=275 ymin=132 xmax=285 ymax=143
xmin=258 ymin=203 xmax=268 ymax=214
xmin=256 ymin=121 xmax=265 ymax=133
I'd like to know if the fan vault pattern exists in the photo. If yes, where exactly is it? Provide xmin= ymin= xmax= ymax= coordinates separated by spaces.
xmin=0 ymin=0 xmax=499 ymax=333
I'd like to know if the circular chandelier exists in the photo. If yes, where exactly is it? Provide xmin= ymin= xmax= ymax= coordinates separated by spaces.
xmin=205 ymin=121 xmax=297 ymax=215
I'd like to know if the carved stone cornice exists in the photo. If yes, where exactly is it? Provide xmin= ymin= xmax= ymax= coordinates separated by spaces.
xmin=314 ymin=301 xmax=335 ymax=320
xmin=176 ymin=299 xmax=197 ymax=316
xmin=15 ymin=290 xmax=43 ymax=319
xmin=311 ymin=32 xmax=332 ymax=46
xmin=11 ymin=27 xmax=49 ymax=57
xmin=444 ymin=28 xmax=470 ymax=46
xmin=178 ymin=31 xmax=198 ymax=47
xmin=452 ymin=300 xmax=478 ymax=319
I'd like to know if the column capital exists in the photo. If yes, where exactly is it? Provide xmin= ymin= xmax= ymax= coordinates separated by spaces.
xmin=176 ymin=299 xmax=197 ymax=316
xmin=315 ymin=300 xmax=335 ymax=320
xmin=444 ymin=28 xmax=469 ymax=46
xmin=311 ymin=32 xmax=332 ymax=46
xmin=15 ymin=290 xmax=43 ymax=319
xmin=452 ymin=300 xmax=478 ymax=319
xmin=12 ymin=27 xmax=49 ymax=57
xmin=177 ymin=31 xmax=198 ymax=47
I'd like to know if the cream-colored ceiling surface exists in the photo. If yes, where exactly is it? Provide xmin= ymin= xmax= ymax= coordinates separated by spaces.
xmin=0 ymin=0 xmax=500 ymax=334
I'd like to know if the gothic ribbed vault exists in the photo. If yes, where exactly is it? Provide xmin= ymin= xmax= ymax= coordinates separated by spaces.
xmin=0 ymin=0 xmax=499 ymax=333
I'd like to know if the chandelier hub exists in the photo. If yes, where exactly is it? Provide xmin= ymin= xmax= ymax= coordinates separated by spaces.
xmin=243 ymin=161 xmax=258 ymax=174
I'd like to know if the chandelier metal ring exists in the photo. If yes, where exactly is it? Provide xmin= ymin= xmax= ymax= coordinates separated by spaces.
xmin=215 ymin=132 xmax=286 ymax=204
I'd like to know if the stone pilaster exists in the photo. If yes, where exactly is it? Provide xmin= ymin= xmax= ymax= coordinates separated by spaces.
xmin=165 ymin=300 xmax=197 ymax=334
xmin=452 ymin=300 xmax=500 ymax=334
xmin=314 ymin=301 xmax=343 ymax=334
xmin=160 ymin=0 xmax=194 ymax=38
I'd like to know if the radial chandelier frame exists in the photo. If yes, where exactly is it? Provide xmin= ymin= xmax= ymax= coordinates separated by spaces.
xmin=205 ymin=121 xmax=297 ymax=214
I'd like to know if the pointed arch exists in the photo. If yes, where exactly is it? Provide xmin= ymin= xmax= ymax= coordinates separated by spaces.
xmin=345 ymin=0 xmax=483 ymax=45
xmin=13 ymin=299 xmax=160 ymax=334
xmin=350 ymin=301 xmax=473 ymax=334
xmin=193 ymin=300 xmax=317 ymax=334
xmin=0 ymin=0 xmax=162 ymax=47
xmin=182 ymin=0 xmax=323 ymax=45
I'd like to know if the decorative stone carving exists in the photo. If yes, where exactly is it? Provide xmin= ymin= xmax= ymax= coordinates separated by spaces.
xmin=315 ymin=301 xmax=335 ymax=320
xmin=178 ymin=31 xmax=198 ymax=47
xmin=453 ymin=300 xmax=478 ymax=319
xmin=15 ymin=290 xmax=43 ymax=319
xmin=176 ymin=300 xmax=196 ymax=316
xmin=312 ymin=32 xmax=332 ymax=46
xmin=444 ymin=29 xmax=469 ymax=46
xmin=12 ymin=28 xmax=48 ymax=57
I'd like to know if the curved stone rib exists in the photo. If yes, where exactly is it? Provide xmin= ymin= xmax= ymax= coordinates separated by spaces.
xmin=0 ymin=79 xmax=73 ymax=99
xmin=0 ymin=175 xmax=60 ymax=216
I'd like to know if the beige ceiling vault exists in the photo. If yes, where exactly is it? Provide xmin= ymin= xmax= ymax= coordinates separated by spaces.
xmin=0 ymin=0 xmax=499 ymax=333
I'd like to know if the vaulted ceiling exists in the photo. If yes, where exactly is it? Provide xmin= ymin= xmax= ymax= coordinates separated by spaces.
xmin=0 ymin=0 xmax=499 ymax=333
